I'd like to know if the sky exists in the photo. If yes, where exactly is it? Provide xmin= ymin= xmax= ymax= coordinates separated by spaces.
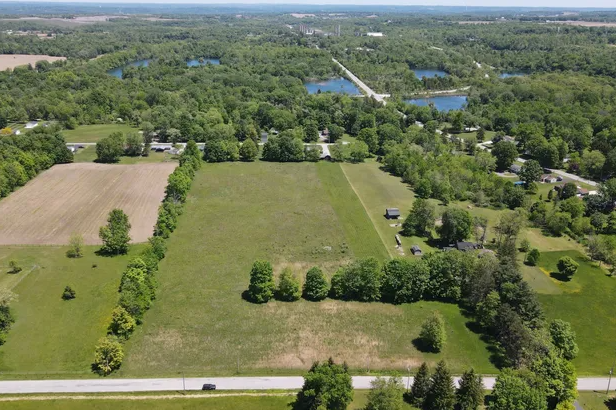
xmin=5 ymin=0 xmax=616 ymax=8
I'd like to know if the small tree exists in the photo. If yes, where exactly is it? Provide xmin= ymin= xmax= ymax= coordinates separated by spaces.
xmin=239 ymin=139 xmax=259 ymax=161
xmin=247 ymin=260 xmax=275 ymax=303
xmin=420 ymin=312 xmax=446 ymax=352
xmin=66 ymin=233 xmax=84 ymax=258
xmin=8 ymin=260 xmax=21 ymax=274
xmin=92 ymin=336 xmax=124 ymax=376
xmin=277 ymin=268 xmax=301 ymax=302
xmin=401 ymin=198 xmax=436 ymax=237
xmin=549 ymin=319 xmax=579 ymax=360
xmin=548 ymin=189 xmax=554 ymax=201
xmin=519 ymin=160 xmax=542 ymax=186
xmin=526 ymin=248 xmax=540 ymax=266
xmin=424 ymin=360 xmax=456 ymax=410
xmin=519 ymin=238 xmax=531 ymax=253
xmin=62 ymin=285 xmax=76 ymax=300
xmin=456 ymin=368 xmax=484 ymax=410
xmin=410 ymin=362 xmax=431 ymax=407
xmin=303 ymin=267 xmax=329 ymax=301
xmin=476 ymin=128 xmax=485 ymax=142
xmin=365 ymin=375 xmax=405 ymax=410
xmin=108 ymin=306 xmax=137 ymax=339
xmin=293 ymin=358 xmax=353 ymax=410
xmin=557 ymin=256 xmax=578 ymax=277
xmin=99 ymin=209 xmax=131 ymax=255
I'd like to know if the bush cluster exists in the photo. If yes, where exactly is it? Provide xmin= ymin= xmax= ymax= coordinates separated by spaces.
xmin=93 ymin=141 xmax=200 ymax=376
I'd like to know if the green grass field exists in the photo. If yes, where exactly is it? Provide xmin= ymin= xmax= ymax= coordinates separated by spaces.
xmin=0 ymin=245 xmax=143 ymax=378
xmin=0 ymin=390 xmax=419 ymax=409
xmin=524 ymin=250 xmax=616 ymax=374
xmin=121 ymin=162 xmax=495 ymax=377
xmin=577 ymin=392 xmax=616 ymax=410
xmin=73 ymin=147 xmax=173 ymax=164
xmin=63 ymin=124 xmax=139 ymax=143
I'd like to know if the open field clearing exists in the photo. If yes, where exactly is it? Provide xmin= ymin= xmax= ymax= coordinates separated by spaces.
xmin=63 ymin=124 xmax=139 ymax=143
xmin=0 ymin=54 xmax=66 ymax=70
xmin=551 ymin=20 xmax=616 ymax=27
xmin=577 ymin=392 xmax=616 ymax=410
xmin=122 ymin=162 xmax=494 ymax=376
xmin=525 ymin=251 xmax=616 ymax=375
xmin=0 ymin=245 xmax=143 ymax=376
xmin=73 ymin=147 xmax=175 ymax=165
xmin=0 ymin=163 xmax=175 ymax=245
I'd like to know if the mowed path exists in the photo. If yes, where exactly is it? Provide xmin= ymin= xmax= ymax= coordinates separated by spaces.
xmin=0 ymin=162 xmax=176 ymax=245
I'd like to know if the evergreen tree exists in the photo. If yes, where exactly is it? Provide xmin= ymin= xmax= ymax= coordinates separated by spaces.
xmin=424 ymin=360 xmax=456 ymax=410
xmin=411 ymin=362 xmax=431 ymax=407
xmin=456 ymin=369 xmax=484 ymax=410
xmin=276 ymin=268 xmax=301 ymax=301
xmin=247 ymin=260 xmax=275 ymax=303
xmin=303 ymin=267 xmax=329 ymax=301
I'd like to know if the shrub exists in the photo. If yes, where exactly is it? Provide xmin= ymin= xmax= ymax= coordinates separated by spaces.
xmin=519 ymin=238 xmax=531 ymax=252
xmin=8 ymin=260 xmax=21 ymax=273
xmin=247 ymin=260 xmax=275 ymax=303
xmin=526 ymin=248 xmax=540 ymax=266
xmin=276 ymin=268 xmax=301 ymax=302
xmin=66 ymin=233 xmax=84 ymax=258
xmin=62 ymin=285 xmax=76 ymax=300
xmin=419 ymin=312 xmax=446 ymax=352
xmin=557 ymin=256 xmax=579 ymax=277
xmin=92 ymin=336 xmax=124 ymax=376
xmin=303 ymin=267 xmax=329 ymax=301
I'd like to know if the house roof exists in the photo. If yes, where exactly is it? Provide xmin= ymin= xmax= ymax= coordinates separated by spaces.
xmin=386 ymin=208 xmax=400 ymax=216
xmin=456 ymin=241 xmax=479 ymax=251
xmin=411 ymin=245 xmax=422 ymax=252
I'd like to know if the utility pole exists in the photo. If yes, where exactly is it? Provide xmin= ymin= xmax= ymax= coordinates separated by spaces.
xmin=607 ymin=358 xmax=616 ymax=395
xmin=182 ymin=371 xmax=185 ymax=392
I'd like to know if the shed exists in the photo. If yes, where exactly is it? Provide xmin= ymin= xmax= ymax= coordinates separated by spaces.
xmin=509 ymin=164 xmax=522 ymax=174
xmin=411 ymin=245 xmax=422 ymax=256
xmin=385 ymin=208 xmax=401 ymax=219
xmin=395 ymin=234 xmax=402 ymax=246
xmin=25 ymin=121 xmax=38 ymax=129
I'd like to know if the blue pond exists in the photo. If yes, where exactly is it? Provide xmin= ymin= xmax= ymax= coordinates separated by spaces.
xmin=108 ymin=58 xmax=221 ymax=78
xmin=187 ymin=58 xmax=220 ymax=67
xmin=499 ymin=72 xmax=526 ymax=79
xmin=405 ymin=95 xmax=467 ymax=111
xmin=413 ymin=69 xmax=448 ymax=79
xmin=107 ymin=59 xmax=152 ymax=78
xmin=304 ymin=78 xmax=361 ymax=95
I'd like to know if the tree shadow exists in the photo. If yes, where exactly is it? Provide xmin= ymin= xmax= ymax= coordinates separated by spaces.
xmin=605 ymin=397 xmax=616 ymax=410
xmin=412 ymin=337 xmax=436 ymax=353
xmin=549 ymin=271 xmax=572 ymax=282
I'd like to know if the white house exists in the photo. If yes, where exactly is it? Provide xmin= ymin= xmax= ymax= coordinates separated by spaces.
xmin=366 ymin=32 xmax=384 ymax=37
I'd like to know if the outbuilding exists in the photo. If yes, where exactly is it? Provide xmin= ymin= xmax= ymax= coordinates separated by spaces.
xmin=385 ymin=208 xmax=401 ymax=219
xmin=456 ymin=241 xmax=481 ymax=252
xmin=411 ymin=245 xmax=422 ymax=256
xmin=509 ymin=164 xmax=522 ymax=174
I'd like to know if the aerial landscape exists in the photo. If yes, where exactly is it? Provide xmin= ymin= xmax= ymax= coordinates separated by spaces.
xmin=2 ymin=0 xmax=616 ymax=409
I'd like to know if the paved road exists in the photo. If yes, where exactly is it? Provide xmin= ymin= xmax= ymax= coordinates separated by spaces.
xmin=0 ymin=376 xmax=611 ymax=394
xmin=332 ymin=58 xmax=390 ymax=104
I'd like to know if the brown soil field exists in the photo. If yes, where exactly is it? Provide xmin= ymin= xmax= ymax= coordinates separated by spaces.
xmin=0 ymin=54 xmax=66 ymax=70
xmin=0 ymin=162 xmax=176 ymax=245
xmin=549 ymin=20 xmax=616 ymax=27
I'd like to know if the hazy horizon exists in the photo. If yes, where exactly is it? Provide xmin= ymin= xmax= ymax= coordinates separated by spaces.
xmin=1 ymin=0 xmax=615 ymax=10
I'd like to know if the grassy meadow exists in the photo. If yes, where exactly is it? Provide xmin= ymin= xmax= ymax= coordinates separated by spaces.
xmin=121 ymin=161 xmax=495 ymax=376
xmin=0 ymin=245 xmax=143 ymax=378
xmin=73 ymin=146 xmax=174 ymax=164
xmin=577 ymin=392 xmax=616 ymax=410
xmin=63 ymin=124 xmax=139 ymax=143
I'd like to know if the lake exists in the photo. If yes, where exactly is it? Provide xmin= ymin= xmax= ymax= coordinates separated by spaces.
xmin=499 ymin=72 xmax=526 ymax=78
xmin=108 ymin=58 xmax=221 ymax=78
xmin=405 ymin=95 xmax=467 ymax=111
xmin=107 ymin=59 xmax=152 ymax=78
xmin=413 ymin=69 xmax=448 ymax=79
xmin=187 ymin=58 xmax=220 ymax=67
xmin=304 ymin=78 xmax=361 ymax=95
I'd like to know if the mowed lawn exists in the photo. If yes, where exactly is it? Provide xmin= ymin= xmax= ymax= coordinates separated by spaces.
xmin=0 ymin=391 xmax=418 ymax=409
xmin=0 ymin=245 xmax=143 ymax=377
xmin=577 ymin=392 xmax=616 ymax=410
xmin=122 ymin=162 xmax=495 ymax=376
xmin=524 ymin=250 xmax=616 ymax=374
xmin=63 ymin=124 xmax=138 ymax=143
xmin=73 ymin=146 xmax=174 ymax=165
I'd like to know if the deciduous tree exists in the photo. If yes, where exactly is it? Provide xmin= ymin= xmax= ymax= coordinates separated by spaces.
xmin=420 ymin=313 xmax=446 ymax=353
xmin=303 ymin=267 xmax=329 ymax=301
xmin=99 ymin=209 xmax=131 ymax=255
xmin=93 ymin=336 xmax=124 ymax=376
xmin=293 ymin=358 xmax=353 ymax=410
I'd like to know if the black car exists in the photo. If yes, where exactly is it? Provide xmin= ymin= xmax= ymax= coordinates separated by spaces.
xmin=202 ymin=383 xmax=216 ymax=391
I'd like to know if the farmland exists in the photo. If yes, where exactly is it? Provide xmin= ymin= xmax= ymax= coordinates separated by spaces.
xmin=63 ymin=124 xmax=139 ymax=143
xmin=121 ymin=162 xmax=494 ymax=376
xmin=0 ymin=245 xmax=144 ymax=377
xmin=0 ymin=163 xmax=176 ymax=246
xmin=0 ymin=54 xmax=66 ymax=70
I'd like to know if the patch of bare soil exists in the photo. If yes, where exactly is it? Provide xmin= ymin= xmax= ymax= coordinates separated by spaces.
xmin=0 ymin=54 xmax=66 ymax=70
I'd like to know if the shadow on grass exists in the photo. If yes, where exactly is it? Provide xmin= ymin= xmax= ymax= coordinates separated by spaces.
xmin=412 ymin=337 xmax=438 ymax=353
xmin=549 ymin=271 xmax=573 ymax=282
xmin=605 ymin=398 xmax=616 ymax=410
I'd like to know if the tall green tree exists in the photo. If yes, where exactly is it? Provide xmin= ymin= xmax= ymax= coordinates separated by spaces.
xmin=492 ymin=141 xmax=518 ymax=171
xmin=96 ymin=132 xmax=125 ymax=163
xmin=92 ymin=336 xmax=124 ymax=376
xmin=439 ymin=208 xmax=472 ymax=243
xmin=294 ymin=358 xmax=353 ymax=410
xmin=519 ymin=160 xmax=542 ymax=185
xmin=549 ymin=319 xmax=579 ymax=360
xmin=401 ymin=198 xmax=436 ymax=237
xmin=490 ymin=369 xmax=547 ymax=410
xmin=456 ymin=369 xmax=484 ymax=410
xmin=410 ymin=362 xmax=431 ymax=407
xmin=99 ymin=209 xmax=131 ymax=255
xmin=247 ymin=260 xmax=275 ymax=303
xmin=419 ymin=312 xmax=446 ymax=352
xmin=303 ymin=267 xmax=329 ymax=301
xmin=424 ymin=360 xmax=456 ymax=410
xmin=239 ymin=139 xmax=259 ymax=161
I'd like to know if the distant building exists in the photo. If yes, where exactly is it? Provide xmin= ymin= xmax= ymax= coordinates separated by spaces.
xmin=411 ymin=245 xmax=422 ymax=256
xmin=540 ymin=174 xmax=558 ymax=183
xmin=366 ymin=32 xmax=384 ymax=37
xmin=385 ymin=208 xmax=401 ymax=219
xmin=456 ymin=242 xmax=481 ymax=252
xmin=509 ymin=164 xmax=522 ymax=174
xmin=25 ymin=121 xmax=38 ymax=129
